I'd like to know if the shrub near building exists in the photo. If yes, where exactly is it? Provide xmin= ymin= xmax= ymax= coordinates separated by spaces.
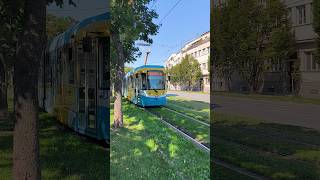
xmin=167 ymin=55 xmax=202 ymax=91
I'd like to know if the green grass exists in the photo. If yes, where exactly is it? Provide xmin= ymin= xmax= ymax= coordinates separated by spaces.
xmin=0 ymin=113 xmax=108 ymax=179
xmin=168 ymin=90 xmax=210 ymax=94
xmin=110 ymin=101 xmax=210 ymax=179
xmin=213 ymin=91 xmax=320 ymax=105
xmin=167 ymin=96 xmax=210 ymax=112
xmin=212 ymin=164 xmax=254 ymax=180
xmin=148 ymin=107 xmax=210 ymax=144
xmin=167 ymin=96 xmax=320 ymax=179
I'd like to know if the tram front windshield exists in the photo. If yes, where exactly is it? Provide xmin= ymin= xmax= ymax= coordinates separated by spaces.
xmin=143 ymin=71 xmax=165 ymax=90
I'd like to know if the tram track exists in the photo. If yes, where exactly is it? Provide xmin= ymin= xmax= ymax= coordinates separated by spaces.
xmin=149 ymin=103 xmax=320 ymax=179
xmin=140 ymin=106 xmax=270 ymax=180
xmin=141 ymin=107 xmax=210 ymax=153
xmin=167 ymin=101 xmax=320 ymax=148
xmin=160 ymin=104 xmax=319 ymax=161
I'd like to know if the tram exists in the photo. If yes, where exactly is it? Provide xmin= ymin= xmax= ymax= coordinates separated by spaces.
xmin=38 ymin=12 xmax=110 ymax=141
xmin=123 ymin=65 xmax=167 ymax=107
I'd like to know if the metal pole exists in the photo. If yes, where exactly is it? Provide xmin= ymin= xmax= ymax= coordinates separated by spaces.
xmin=144 ymin=51 xmax=151 ymax=65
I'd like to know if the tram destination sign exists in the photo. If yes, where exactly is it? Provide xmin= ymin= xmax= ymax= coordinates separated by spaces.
xmin=148 ymin=71 xmax=164 ymax=76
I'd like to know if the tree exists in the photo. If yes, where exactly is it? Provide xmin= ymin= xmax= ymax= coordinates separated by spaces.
xmin=111 ymin=0 xmax=159 ymax=128
xmin=214 ymin=0 xmax=294 ymax=93
xmin=168 ymin=55 xmax=202 ymax=91
xmin=313 ymin=0 xmax=320 ymax=63
xmin=46 ymin=14 xmax=77 ymax=40
xmin=6 ymin=0 xmax=74 ymax=178
xmin=212 ymin=0 xmax=242 ymax=91
xmin=12 ymin=0 xmax=46 ymax=178
xmin=125 ymin=66 xmax=133 ymax=74
xmin=0 ymin=0 xmax=23 ymax=118
xmin=0 ymin=54 xmax=7 ymax=118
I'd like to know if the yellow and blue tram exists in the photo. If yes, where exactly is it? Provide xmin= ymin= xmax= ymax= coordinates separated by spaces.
xmin=123 ymin=65 xmax=166 ymax=107
xmin=38 ymin=12 xmax=110 ymax=141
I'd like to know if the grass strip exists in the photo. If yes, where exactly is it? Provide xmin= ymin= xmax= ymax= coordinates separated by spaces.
xmin=213 ymin=92 xmax=320 ymax=105
xmin=147 ymin=107 xmax=210 ymax=145
xmin=213 ymin=137 xmax=320 ymax=179
xmin=0 ymin=113 xmax=108 ymax=179
xmin=110 ymin=101 xmax=210 ymax=179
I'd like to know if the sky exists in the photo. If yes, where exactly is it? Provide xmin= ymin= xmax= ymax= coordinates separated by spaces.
xmin=47 ymin=0 xmax=210 ymax=68
xmin=128 ymin=0 xmax=210 ymax=68
xmin=47 ymin=0 xmax=108 ymax=20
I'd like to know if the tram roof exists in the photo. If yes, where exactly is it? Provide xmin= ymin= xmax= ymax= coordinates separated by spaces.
xmin=48 ymin=12 xmax=110 ymax=52
xmin=126 ymin=65 xmax=165 ymax=77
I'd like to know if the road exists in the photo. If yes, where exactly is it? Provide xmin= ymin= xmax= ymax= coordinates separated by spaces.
xmin=167 ymin=91 xmax=210 ymax=103
xmin=167 ymin=90 xmax=320 ymax=130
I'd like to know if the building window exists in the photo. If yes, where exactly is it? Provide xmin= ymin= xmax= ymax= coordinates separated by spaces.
xmin=297 ymin=5 xmax=306 ymax=25
xmin=287 ymin=8 xmax=292 ymax=25
xmin=311 ymin=3 xmax=313 ymax=23
xmin=305 ymin=52 xmax=312 ymax=71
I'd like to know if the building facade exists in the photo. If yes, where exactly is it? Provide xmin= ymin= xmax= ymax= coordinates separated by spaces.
xmin=285 ymin=0 xmax=320 ymax=98
xmin=213 ymin=0 xmax=320 ymax=98
xmin=165 ymin=32 xmax=210 ymax=92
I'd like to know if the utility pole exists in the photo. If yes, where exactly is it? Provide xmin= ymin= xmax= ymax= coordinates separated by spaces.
xmin=144 ymin=49 xmax=151 ymax=65
xmin=136 ymin=42 xmax=151 ymax=65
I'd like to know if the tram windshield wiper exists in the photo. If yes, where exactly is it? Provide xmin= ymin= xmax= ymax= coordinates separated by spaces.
xmin=150 ymin=88 xmax=158 ymax=93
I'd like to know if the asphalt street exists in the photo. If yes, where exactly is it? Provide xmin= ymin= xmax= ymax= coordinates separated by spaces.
xmin=167 ymin=90 xmax=320 ymax=130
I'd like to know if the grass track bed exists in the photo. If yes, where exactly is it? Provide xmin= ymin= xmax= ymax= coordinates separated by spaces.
xmin=110 ymin=101 xmax=210 ymax=179
xmin=165 ymin=102 xmax=209 ymax=124
xmin=214 ymin=138 xmax=320 ymax=179
xmin=167 ymin=96 xmax=320 ymax=179
xmin=147 ymin=107 xmax=210 ymax=145
xmin=213 ymin=92 xmax=320 ymax=105
xmin=212 ymin=165 xmax=254 ymax=180
xmin=0 ymin=113 xmax=108 ymax=179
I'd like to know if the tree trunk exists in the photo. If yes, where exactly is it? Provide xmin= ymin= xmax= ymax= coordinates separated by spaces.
xmin=111 ymin=31 xmax=125 ymax=128
xmin=0 ymin=60 xmax=7 ymax=118
xmin=13 ymin=0 xmax=45 ymax=179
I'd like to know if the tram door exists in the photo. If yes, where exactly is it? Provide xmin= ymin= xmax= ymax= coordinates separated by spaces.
xmin=78 ymin=37 xmax=98 ymax=131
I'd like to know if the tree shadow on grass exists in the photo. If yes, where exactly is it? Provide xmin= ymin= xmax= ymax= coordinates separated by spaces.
xmin=165 ymin=97 xmax=320 ymax=179
xmin=39 ymin=113 xmax=108 ymax=179
xmin=212 ymin=112 xmax=320 ymax=179
xmin=110 ymin=101 xmax=210 ymax=180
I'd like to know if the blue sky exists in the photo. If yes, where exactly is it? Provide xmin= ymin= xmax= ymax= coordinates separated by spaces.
xmin=127 ymin=0 xmax=210 ymax=68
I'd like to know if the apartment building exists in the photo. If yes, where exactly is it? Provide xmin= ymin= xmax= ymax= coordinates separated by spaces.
xmin=285 ymin=0 xmax=320 ymax=98
xmin=165 ymin=31 xmax=210 ymax=92
xmin=213 ymin=0 xmax=320 ymax=98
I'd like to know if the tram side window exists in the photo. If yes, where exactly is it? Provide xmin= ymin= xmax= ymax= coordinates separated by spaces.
xmin=141 ymin=73 xmax=147 ymax=90
xmin=68 ymin=47 xmax=72 ymax=61
xmin=99 ymin=37 xmax=109 ymax=90
xmin=69 ymin=61 xmax=75 ymax=84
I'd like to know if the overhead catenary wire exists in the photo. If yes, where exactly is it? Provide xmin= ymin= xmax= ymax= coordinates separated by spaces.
xmin=158 ymin=0 xmax=183 ymax=25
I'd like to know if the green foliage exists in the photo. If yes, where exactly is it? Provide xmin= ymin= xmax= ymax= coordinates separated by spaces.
xmin=46 ymin=14 xmax=77 ymax=40
xmin=110 ymin=0 xmax=159 ymax=65
xmin=167 ymin=55 xmax=202 ymax=90
xmin=0 ymin=0 xmax=76 ymax=69
xmin=110 ymin=0 xmax=159 ymax=87
xmin=213 ymin=0 xmax=295 ymax=92
xmin=313 ymin=0 xmax=320 ymax=63
xmin=124 ymin=66 xmax=133 ymax=74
